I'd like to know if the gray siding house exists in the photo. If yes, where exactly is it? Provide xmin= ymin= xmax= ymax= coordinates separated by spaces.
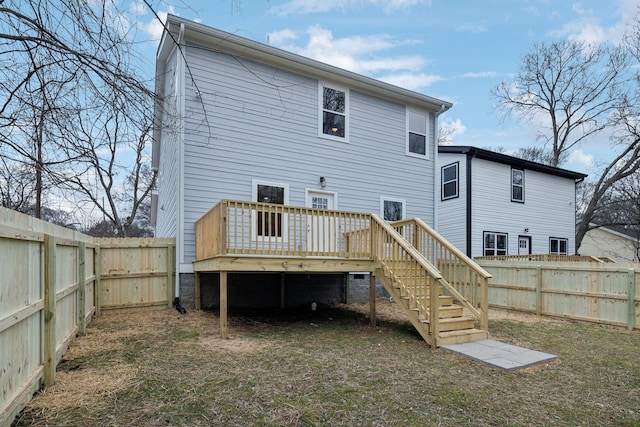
xmin=152 ymin=15 xmax=452 ymax=306
xmin=437 ymin=146 xmax=587 ymax=258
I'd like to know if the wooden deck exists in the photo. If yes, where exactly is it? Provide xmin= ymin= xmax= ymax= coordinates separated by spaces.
xmin=194 ymin=200 xmax=491 ymax=347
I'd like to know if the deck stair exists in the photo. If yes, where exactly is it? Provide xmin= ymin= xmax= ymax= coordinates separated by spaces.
xmin=375 ymin=261 xmax=488 ymax=346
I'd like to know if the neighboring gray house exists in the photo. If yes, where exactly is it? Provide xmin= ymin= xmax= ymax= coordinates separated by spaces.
xmin=437 ymin=146 xmax=587 ymax=258
xmin=579 ymin=224 xmax=640 ymax=263
xmin=151 ymin=15 xmax=452 ymax=306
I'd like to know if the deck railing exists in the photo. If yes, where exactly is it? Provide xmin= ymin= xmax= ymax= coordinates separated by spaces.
xmin=195 ymin=200 xmax=372 ymax=260
xmin=391 ymin=217 xmax=490 ymax=331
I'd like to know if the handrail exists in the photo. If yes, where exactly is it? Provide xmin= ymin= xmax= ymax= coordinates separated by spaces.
xmin=369 ymin=214 xmax=442 ymax=342
xmin=474 ymin=254 xmax=606 ymax=263
xmin=391 ymin=217 xmax=489 ymax=331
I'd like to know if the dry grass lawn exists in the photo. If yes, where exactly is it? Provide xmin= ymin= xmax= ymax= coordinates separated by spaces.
xmin=12 ymin=299 xmax=640 ymax=426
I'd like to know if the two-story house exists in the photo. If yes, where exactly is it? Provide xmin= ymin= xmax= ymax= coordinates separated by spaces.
xmin=437 ymin=146 xmax=587 ymax=258
xmin=152 ymin=15 xmax=453 ymax=308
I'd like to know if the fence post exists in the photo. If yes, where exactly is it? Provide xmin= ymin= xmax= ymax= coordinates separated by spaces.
xmin=535 ymin=265 xmax=542 ymax=316
xmin=77 ymin=242 xmax=86 ymax=336
xmin=43 ymin=234 xmax=56 ymax=387
xmin=167 ymin=242 xmax=174 ymax=307
xmin=94 ymin=245 xmax=102 ymax=317
xmin=628 ymin=269 xmax=635 ymax=331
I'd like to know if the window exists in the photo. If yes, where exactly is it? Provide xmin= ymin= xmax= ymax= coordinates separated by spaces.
xmin=483 ymin=232 xmax=508 ymax=256
xmin=441 ymin=162 xmax=459 ymax=200
xmin=406 ymin=109 xmax=429 ymax=158
xmin=252 ymin=180 xmax=289 ymax=239
xmin=380 ymin=197 xmax=406 ymax=221
xmin=511 ymin=168 xmax=524 ymax=202
xmin=549 ymin=237 xmax=568 ymax=255
xmin=320 ymin=83 xmax=348 ymax=140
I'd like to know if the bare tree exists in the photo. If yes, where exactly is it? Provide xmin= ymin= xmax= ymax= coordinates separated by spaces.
xmin=491 ymin=40 xmax=629 ymax=168
xmin=492 ymin=36 xmax=640 ymax=249
xmin=0 ymin=0 xmax=156 ymax=230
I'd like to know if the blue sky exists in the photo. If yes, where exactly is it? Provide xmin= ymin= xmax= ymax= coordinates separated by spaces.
xmin=136 ymin=0 xmax=640 ymax=176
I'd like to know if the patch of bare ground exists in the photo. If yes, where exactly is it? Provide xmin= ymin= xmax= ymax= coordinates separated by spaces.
xmin=12 ymin=300 xmax=640 ymax=427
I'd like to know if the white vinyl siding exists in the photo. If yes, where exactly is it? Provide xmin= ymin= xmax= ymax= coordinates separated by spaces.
xmin=470 ymin=158 xmax=577 ymax=257
xmin=437 ymin=153 xmax=467 ymax=253
xmin=175 ymin=45 xmax=438 ymax=263
xmin=154 ymin=46 xmax=181 ymax=239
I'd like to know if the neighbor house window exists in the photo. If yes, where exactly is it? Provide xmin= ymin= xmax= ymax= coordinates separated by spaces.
xmin=441 ymin=162 xmax=459 ymax=200
xmin=511 ymin=168 xmax=524 ymax=202
xmin=483 ymin=232 xmax=508 ymax=256
xmin=252 ymin=180 xmax=289 ymax=239
xmin=320 ymin=83 xmax=348 ymax=140
xmin=380 ymin=197 xmax=406 ymax=221
xmin=406 ymin=108 xmax=429 ymax=158
xmin=549 ymin=237 xmax=568 ymax=255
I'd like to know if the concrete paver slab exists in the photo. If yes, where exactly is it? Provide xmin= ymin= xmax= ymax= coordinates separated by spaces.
xmin=441 ymin=339 xmax=557 ymax=370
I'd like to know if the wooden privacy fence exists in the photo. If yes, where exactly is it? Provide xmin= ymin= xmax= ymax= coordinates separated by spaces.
xmin=0 ymin=207 xmax=175 ymax=427
xmin=476 ymin=259 xmax=640 ymax=330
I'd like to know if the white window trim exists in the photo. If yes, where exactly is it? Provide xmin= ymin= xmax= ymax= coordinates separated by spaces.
xmin=511 ymin=168 xmax=525 ymax=203
xmin=549 ymin=237 xmax=568 ymax=255
xmin=380 ymin=196 xmax=406 ymax=222
xmin=318 ymin=82 xmax=349 ymax=143
xmin=405 ymin=107 xmax=429 ymax=160
xmin=483 ymin=231 xmax=508 ymax=256
xmin=441 ymin=162 xmax=459 ymax=200
xmin=304 ymin=188 xmax=338 ymax=210
xmin=251 ymin=179 xmax=290 ymax=242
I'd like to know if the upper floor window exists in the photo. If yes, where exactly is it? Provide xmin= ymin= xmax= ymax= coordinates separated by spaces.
xmin=441 ymin=162 xmax=459 ymax=200
xmin=320 ymin=83 xmax=348 ymax=141
xmin=549 ymin=237 xmax=568 ymax=255
xmin=380 ymin=196 xmax=406 ymax=222
xmin=484 ymin=231 xmax=507 ymax=256
xmin=511 ymin=168 xmax=524 ymax=203
xmin=406 ymin=109 xmax=429 ymax=158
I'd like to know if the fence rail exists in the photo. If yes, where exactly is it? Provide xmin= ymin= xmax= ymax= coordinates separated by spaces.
xmin=1 ymin=207 xmax=175 ymax=427
xmin=476 ymin=259 xmax=640 ymax=330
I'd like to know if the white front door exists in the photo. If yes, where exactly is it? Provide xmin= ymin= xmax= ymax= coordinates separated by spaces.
xmin=518 ymin=236 xmax=531 ymax=255
xmin=306 ymin=190 xmax=337 ymax=253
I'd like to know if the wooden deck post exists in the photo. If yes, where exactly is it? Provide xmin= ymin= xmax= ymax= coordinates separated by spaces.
xmin=280 ymin=273 xmax=285 ymax=309
xmin=369 ymin=273 xmax=376 ymax=326
xmin=77 ymin=242 xmax=86 ymax=336
xmin=195 ymin=272 xmax=201 ymax=310
xmin=43 ymin=234 xmax=57 ymax=387
xmin=167 ymin=242 xmax=174 ymax=307
xmin=220 ymin=271 xmax=228 ymax=339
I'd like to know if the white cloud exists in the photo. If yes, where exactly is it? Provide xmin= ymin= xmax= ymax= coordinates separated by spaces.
xmin=549 ymin=0 xmax=640 ymax=44
xmin=142 ymin=6 xmax=176 ymax=41
xmin=461 ymin=71 xmax=497 ymax=79
xmin=268 ymin=29 xmax=298 ymax=45
xmin=270 ymin=0 xmax=428 ymax=16
xmin=567 ymin=148 xmax=595 ymax=169
xmin=456 ymin=23 xmax=487 ymax=34
xmin=269 ymin=25 xmax=439 ymax=90
xmin=378 ymin=72 xmax=443 ymax=90
xmin=438 ymin=118 xmax=467 ymax=145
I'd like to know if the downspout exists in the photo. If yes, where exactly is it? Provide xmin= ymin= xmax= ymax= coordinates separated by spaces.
xmin=433 ymin=104 xmax=447 ymax=231
xmin=176 ymin=22 xmax=185 ymax=300
xmin=466 ymin=151 xmax=473 ymax=257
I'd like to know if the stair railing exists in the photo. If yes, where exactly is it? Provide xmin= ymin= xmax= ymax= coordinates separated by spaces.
xmin=370 ymin=214 xmax=447 ymax=344
xmin=391 ymin=217 xmax=491 ymax=332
